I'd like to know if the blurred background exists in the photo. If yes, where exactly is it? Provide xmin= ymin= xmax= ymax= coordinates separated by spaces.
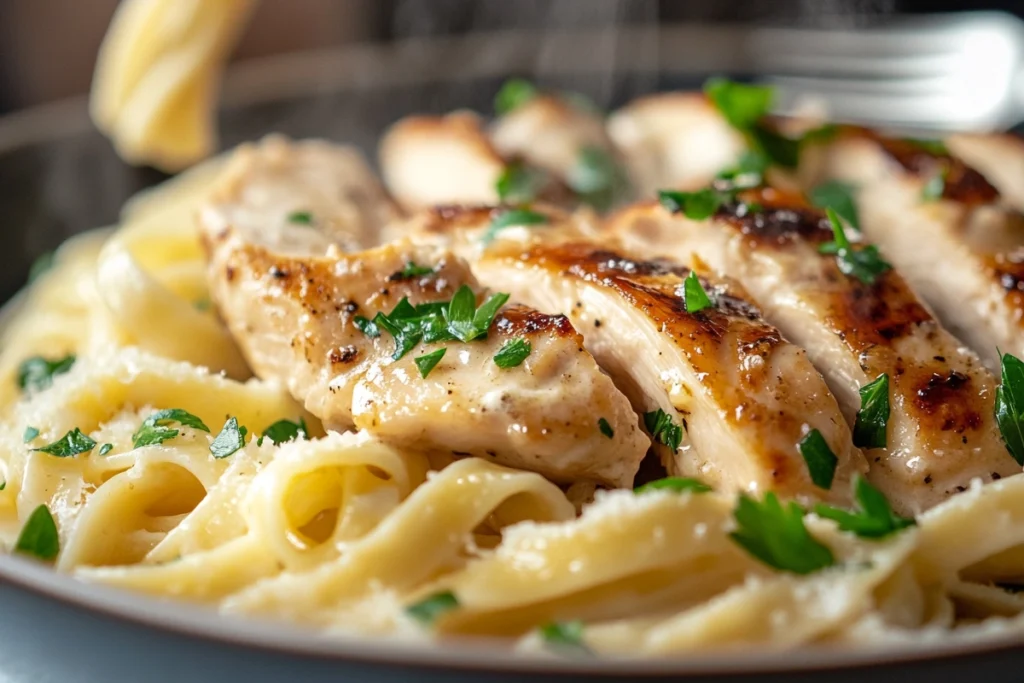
xmin=1 ymin=0 xmax=1022 ymax=113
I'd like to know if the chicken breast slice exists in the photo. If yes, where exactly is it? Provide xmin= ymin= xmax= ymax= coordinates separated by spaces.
xmin=198 ymin=138 xmax=648 ymax=487
xmin=607 ymin=187 xmax=1018 ymax=513
xmin=607 ymin=92 xmax=745 ymax=198
xmin=799 ymin=129 xmax=1024 ymax=371
xmin=399 ymin=206 xmax=863 ymax=505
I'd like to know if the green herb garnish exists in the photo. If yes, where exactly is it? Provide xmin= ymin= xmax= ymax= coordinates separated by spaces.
xmin=658 ymin=188 xmax=722 ymax=220
xmin=808 ymin=181 xmax=860 ymax=231
xmin=495 ymin=78 xmax=538 ymax=115
xmin=261 ymin=418 xmax=308 ymax=446
xmin=730 ymin=492 xmax=835 ymax=574
xmin=28 ymin=251 xmax=55 ymax=284
xmin=210 ymin=417 xmax=248 ymax=459
xmin=704 ymin=78 xmax=773 ymax=130
xmin=539 ymin=620 xmax=590 ymax=656
xmin=818 ymin=208 xmax=891 ymax=285
xmin=414 ymin=348 xmax=447 ymax=378
xmin=98 ymin=443 xmax=113 ymax=456
xmin=854 ymin=374 xmax=890 ymax=449
xmin=921 ymin=168 xmax=947 ymax=202
xmin=798 ymin=429 xmax=838 ymax=490
xmin=905 ymin=138 xmax=949 ymax=156
xmin=406 ymin=590 xmax=459 ymax=625
xmin=481 ymin=208 xmax=548 ymax=244
xmin=17 ymin=354 xmax=75 ymax=392
xmin=815 ymin=475 xmax=915 ymax=539
xmin=683 ymin=271 xmax=714 ymax=314
xmin=22 ymin=426 xmax=38 ymax=443
xmin=598 ymin=417 xmax=614 ymax=439
xmin=634 ymin=477 xmax=712 ymax=495
xmin=494 ymin=338 xmax=531 ymax=369
xmin=353 ymin=315 xmax=380 ymax=338
xmin=133 ymin=408 xmax=211 ymax=449
xmin=444 ymin=286 xmax=509 ymax=343
xmin=496 ymin=161 xmax=548 ymax=204
xmin=193 ymin=298 xmax=212 ymax=312
xmin=395 ymin=262 xmax=436 ymax=279
xmin=287 ymin=210 xmax=314 ymax=225
xmin=14 ymin=504 xmax=59 ymax=561
xmin=643 ymin=409 xmax=684 ymax=452
xmin=568 ymin=146 xmax=627 ymax=211
xmin=996 ymin=351 xmax=1024 ymax=465
xmin=31 ymin=428 xmax=96 ymax=458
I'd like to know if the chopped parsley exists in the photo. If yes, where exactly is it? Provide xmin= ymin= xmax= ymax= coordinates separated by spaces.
xmin=798 ymin=429 xmax=838 ymax=490
xmin=658 ymin=188 xmax=722 ymax=220
xmin=995 ymin=351 xmax=1024 ymax=466
xmin=133 ymin=408 xmax=211 ymax=449
xmin=353 ymin=315 xmax=380 ymax=338
xmin=704 ymin=78 xmax=773 ymax=130
xmin=643 ymin=409 xmax=684 ymax=452
xmin=494 ymin=78 xmax=538 ymax=115
xmin=496 ymin=161 xmax=548 ymax=204
xmin=406 ymin=590 xmax=459 ymax=625
xmin=98 ymin=443 xmax=114 ymax=456
xmin=597 ymin=417 xmax=614 ymax=439
xmin=568 ymin=146 xmax=628 ymax=211
xmin=22 ymin=426 xmax=39 ymax=443
xmin=14 ymin=504 xmax=59 ymax=561
xmin=28 ymin=251 xmax=55 ymax=284
xmin=444 ymin=286 xmax=509 ymax=343
xmin=481 ymin=208 xmax=549 ymax=244
xmin=493 ymin=338 xmax=531 ymax=368
xmin=414 ymin=348 xmax=447 ymax=378
xmin=815 ymin=475 xmax=915 ymax=539
xmin=634 ymin=477 xmax=712 ymax=495
xmin=921 ymin=168 xmax=947 ymax=202
xmin=683 ymin=271 xmax=714 ymax=314
xmin=286 ymin=210 xmax=314 ymax=225
xmin=0 ymin=481 xmax=5 ymax=491
xmin=261 ymin=418 xmax=308 ymax=446
xmin=818 ymin=208 xmax=891 ymax=285
xmin=31 ymin=428 xmax=96 ymax=457
xmin=193 ymin=298 xmax=212 ymax=312
xmin=17 ymin=354 xmax=75 ymax=392
xmin=808 ymin=181 xmax=860 ymax=231
xmin=853 ymin=374 xmax=890 ymax=450
xmin=730 ymin=492 xmax=835 ymax=574
xmin=539 ymin=620 xmax=590 ymax=656
xmin=210 ymin=417 xmax=248 ymax=459
xmin=394 ymin=262 xmax=436 ymax=280
xmin=904 ymin=137 xmax=949 ymax=156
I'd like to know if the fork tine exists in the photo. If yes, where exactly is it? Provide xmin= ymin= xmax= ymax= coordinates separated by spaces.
xmin=750 ymin=37 xmax=961 ymax=78
xmin=767 ymin=74 xmax=951 ymax=97
xmin=769 ymin=79 xmax=966 ymax=128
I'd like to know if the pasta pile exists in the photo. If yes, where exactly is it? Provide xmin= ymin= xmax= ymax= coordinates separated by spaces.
xmin=2 ymin=162 xmax=1024 ymax=656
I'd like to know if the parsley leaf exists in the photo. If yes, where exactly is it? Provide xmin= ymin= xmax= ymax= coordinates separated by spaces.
xmin=716 ymin=150 xmax=769 ymax=183
xmin=748 ymin=125 xmax=800 ymax=168
xmin=22 ymin=426 xmax=38 ymax=443
xmin=996 ymin=351 xmax=1024 ymax=465
xmin=658 ymin=188 xmax=722 ymax=220
xmin=730 ymin=492 xmax=835 ymax=574
xmin=539 ymin=620 xmax=590 ymax=656
xmin=31 ymin=428 xmax=96 ymax=457
xmin=482 ymin=208 xmax=548 ymax=244
xmin=808 ymin=181 xmax=860 ymax=231
xmin=287 ymin=210 xmax=314 ymax=225
xmin=818 ymin=208 xmax=891 ymax=285
xmin=98 ymin=443 xmax=113 ymax=456
xmin=261 ymin=418 xmax=308 ymax=445
xmin=414 ymin=348 xmax=447 ymax=378
xmin=394 ymin=262 xmax=436 ymax=280
xmin=597 ymin=417 xmax=614 ymax=439
xmin=193 ymin=298 xmax=212 ymax=312
xmin=496 ymin=161 xmax=548 ymax=204
xmin=210 ymin=417 xmax=248 ymax=459
xmin=495 ymin=78 xmax=538 ymax=115
xmin=634 ymin=477 xmax=712 ymax=495
xmin=406 ymin=590 xmax=459 ymax=625
xmin=815 ymin=475 xmax=915 ymax=539
xmin=704 ymin=78 xmax=773 ymax=130
xmin=683 ymin=271 xmax=714 ymax=314
xmin=854 ymin=374 xmax=890 ymax=449
xmin=353 ymin=315 xmax=380 ymax=338
xmin=568 ymin=146 xmax=627 ymax=212
xmin=14 ymin=504 xmax=59 ymax=561
xmin=444 ymin=285 xmax=509 ymax=343
xmin=643 ymin=409 xmax=684 ymax=452
xmin=132 ymin=408 xmax=211 ymax=449
xmin=921 ymin=168 xmax=947 ymax=202
xmin=494 ymin=338 xmax=531 ymax=368
xmin=904 ymin=137 xmax=948 ymax=156
xmin=17 ymin=354 xmax=75 ymax=392
xmin=28 ymin=251 xmax=55 ymax=284
xmin=798 ymin=429 xmax=838 ymax=490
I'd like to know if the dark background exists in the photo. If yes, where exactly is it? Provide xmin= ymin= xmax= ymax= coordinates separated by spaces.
xmin=0 ymin=0 xmax=1022 ymax=115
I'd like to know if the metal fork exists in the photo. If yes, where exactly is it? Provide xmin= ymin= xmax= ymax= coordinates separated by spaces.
xmin=747 ymin=11 xmax=1024 ymax=132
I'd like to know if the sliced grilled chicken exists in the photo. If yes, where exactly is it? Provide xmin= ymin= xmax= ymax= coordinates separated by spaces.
xmin=607 ymin=93 xmax=745 ymax=198
xmin=198 ymin=138 xmax=648 ymax=487
xmin=379 ymin=112 xmax=506 ymax=211
xmin=946 ymin=133 xmax=1024 ymax=213
xmin=607 ymin=187 xmax=1018 ymax=513
xmin=799 ymin=129 xmax=1024 ymax=370
xmin=401 ymin=206 xmax=864 ymax=505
